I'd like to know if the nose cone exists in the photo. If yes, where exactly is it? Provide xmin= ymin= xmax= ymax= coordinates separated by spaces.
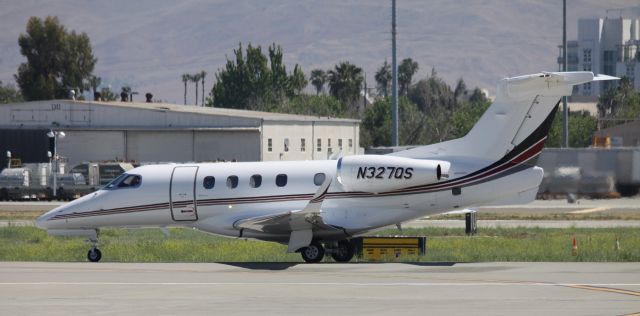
xmin=36 ymin=211 xmax=55 ymax=229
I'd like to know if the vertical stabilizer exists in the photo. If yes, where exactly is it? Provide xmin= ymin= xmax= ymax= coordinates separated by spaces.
xmin=392 ymin=72 xmax=617 ymax=162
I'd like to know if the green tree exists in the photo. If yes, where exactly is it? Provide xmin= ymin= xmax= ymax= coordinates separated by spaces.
xmin=181 ymin=73 xmax=189 ymax=105
xmin=327 ymin=61 xmax=363 ymax=109
xmin=88 ymin=75 xmax=101 ymax=100
xmin=375 ymin=60 xmax=392 ymax=97
xmin=200 ymin=70 xmax=207 ymax=106
xmin=597 ymin=76 xmax=640 ymax=122
xmin=15 ymin=16 xmax=96 ymax=101
xmin=448 ymin=100 xmax=491 ymax=139
xmin=191 ymin=73 xmax=201 ymax=105
xmin=408 ymin=75 xmax=456 ymax=113
xmin=279 ymin=95 xmax=346 ymax=117
xmin=100 ymin=87 xmax=117 ymax=101
xmin=398 ymin=58 xmax=419 ymax=96
xmin=360 ymin=97 xmax=425 ymax=147
xmin=0 ymin=81 xmax=23 ymax=104
xmin=210 ymin=43 xmax=306 ymax=110
xmin=309 ymin=69 xmax=327 ymax=95
xmin=547 ymin=110 xmax=598 ymax=147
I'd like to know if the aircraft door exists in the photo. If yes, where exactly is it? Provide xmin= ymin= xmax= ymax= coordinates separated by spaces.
xmin=170 ymin=166 xmax=199 ymax=221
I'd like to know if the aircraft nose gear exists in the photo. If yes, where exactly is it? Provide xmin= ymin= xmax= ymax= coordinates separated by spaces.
xmin=300 ymin=240 xmax=325 ymax=263
xmin=86 ymin=236 xmax=102 ymax=262
xmin=87 ymin=247 xmax=102 ymax=262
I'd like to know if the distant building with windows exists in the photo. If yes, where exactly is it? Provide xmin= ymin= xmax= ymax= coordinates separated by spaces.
xmin=559 ymin=15 xmax=640 ymax=98
xmin=0 ymin=100 xmax=360 ymax=168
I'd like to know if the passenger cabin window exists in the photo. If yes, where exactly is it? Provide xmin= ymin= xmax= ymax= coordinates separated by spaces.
xmin=313 ymin=173 xmax=326 ymax=186
xmin=227 ymin=176 xmax=239 ymax=189
xmin=117 ymin=174 xmax=142 ymax=188
xmin=250 ymin=174 xmax=262 ymax=188
xmin=203 ymin=176 xmax=215 ymax=189
xmin=276 ymin=174 xmax=288 ymax=187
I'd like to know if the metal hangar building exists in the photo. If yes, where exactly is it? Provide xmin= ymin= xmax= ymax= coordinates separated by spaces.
xmin=0 ymin=100 xmax=360 ymax=167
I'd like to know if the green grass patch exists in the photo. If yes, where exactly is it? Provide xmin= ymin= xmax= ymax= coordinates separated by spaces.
xmin=0 ymin=226 xmax=638 ymax=262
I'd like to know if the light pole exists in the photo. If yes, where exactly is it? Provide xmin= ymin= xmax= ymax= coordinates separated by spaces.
xmin=47 ymin=130 xmax=66 ymax=198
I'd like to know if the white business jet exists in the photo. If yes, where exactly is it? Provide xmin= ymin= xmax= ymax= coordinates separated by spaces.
xmin=37 ymin=71 xmax=616 ymax=263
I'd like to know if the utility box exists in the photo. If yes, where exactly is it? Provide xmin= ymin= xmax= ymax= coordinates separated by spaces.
xmin=465 ymin=211 xmax=478 ymax=235
xmin=352 ymin=236 xmax=426 ymax=261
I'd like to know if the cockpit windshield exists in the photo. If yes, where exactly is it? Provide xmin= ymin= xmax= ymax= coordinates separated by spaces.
xmin=103 ymin=173 xmax=142 ymax=190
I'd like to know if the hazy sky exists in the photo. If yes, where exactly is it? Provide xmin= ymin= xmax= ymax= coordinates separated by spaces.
xmin=1 ymin=0 xmax=637 ymax=103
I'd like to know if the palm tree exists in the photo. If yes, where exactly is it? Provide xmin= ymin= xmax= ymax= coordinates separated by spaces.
xmin=88 ymin=75 xmax=102 ymax=101
xmin=327 ymin=62 xmax=363 ymax=106
xmin=181 ymin=73 xmax=189 ymax=105
xmin=191 ymin=73 xmax=201 ymax=106
xmin=309 ymin=69 xmax=326 ymax=95
xmin=200 ymin=70 xmax=207 ymax=106
xmin=374 ymin=60 xmax=391 ymax=97
xmin=398 ymin=58 xmax=419 ymax=95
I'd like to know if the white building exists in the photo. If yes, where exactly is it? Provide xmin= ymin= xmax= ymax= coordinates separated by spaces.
xmin=0 ymin=100 xmax=360 ymax=167
xmin=560 ymin=16 xmax=640 ymax=98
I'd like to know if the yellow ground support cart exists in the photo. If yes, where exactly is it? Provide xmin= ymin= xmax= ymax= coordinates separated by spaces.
xmin=352 ymin=236 xmax=426 ymax=261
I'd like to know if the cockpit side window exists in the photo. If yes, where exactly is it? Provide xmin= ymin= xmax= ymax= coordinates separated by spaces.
xmin=103 ymin=173 xmax=142 ymax=190
xmin=118 ymin=174 xmax=142 ymax=188
xmin=104 ymin=173 xmax=127 ymax=190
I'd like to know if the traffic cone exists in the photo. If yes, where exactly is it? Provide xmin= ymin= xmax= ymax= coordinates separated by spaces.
xmin=571 ymin=236 xmax=578 ymax=256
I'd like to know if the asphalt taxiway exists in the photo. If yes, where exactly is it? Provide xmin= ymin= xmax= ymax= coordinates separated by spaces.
xmin=0 ymin=262 xmax=638 ymax=315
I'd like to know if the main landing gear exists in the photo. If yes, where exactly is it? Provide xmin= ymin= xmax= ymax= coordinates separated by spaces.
xmin=299 ymin=240 xmax=356 ymax=263
xmin=86 ymin=237 xmax=102 ymax=262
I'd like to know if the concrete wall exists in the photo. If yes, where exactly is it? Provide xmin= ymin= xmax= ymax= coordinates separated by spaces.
xmin=261 ymin=121 xmax=359 ymax=161
xmin=57 ymin=130 xmax=260 ymax=166
xmin=57 ymin=131 xmax=126 ymax=165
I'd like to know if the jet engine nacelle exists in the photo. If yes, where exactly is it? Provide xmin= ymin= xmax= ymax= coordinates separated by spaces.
xmin=336 ymin=155 xmax=450 ymax=193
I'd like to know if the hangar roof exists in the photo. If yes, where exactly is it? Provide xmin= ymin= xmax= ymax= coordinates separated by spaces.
xmin=79 ymin=100 xmax=359 ymax=123
xmin=0 ymin=100 xmax=359 ymax=130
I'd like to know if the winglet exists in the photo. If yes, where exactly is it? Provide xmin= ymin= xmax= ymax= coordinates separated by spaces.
xmin=593 ymin=74 xmax=620 ymax=81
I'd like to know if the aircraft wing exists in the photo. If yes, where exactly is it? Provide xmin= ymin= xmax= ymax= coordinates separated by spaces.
xmin=233 ymin=176 xmax=339 ymax=252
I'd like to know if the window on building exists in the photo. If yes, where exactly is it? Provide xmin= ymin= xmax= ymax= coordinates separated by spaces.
xmin=203 ymin=176 xmax=215 ymax=189
xmin=583 ymin=49 xmax=591 ymax=63
xmin=226 ymin=175 xmax=238 ymax=189
xmin=317 ymin=138 xmax=322 ymax=152
xmin=313 ymin=173 xmax=326 ymax=186
xmin=627 ymin=64 xmax=635 ymax=78
xmin=250 ymin=174 xmax=262 ymax=188
xmin=276 ymin=174 xmax=288 ymax=187
xmin=301 ymin=138 xmax=306 ymax=152
xmin=284 ymin=138 xmax=289 ymax=152
xmin=583 ymin=82 xmax=592 ymax=94
xmin=267 ymin=138 xmax=272 ymax=152
xmin=327 ymin=138 xmax=332 ymax=153
xmin=338 ymin=139 xmax=343 ymax=150
xmin=583 ymin=64 xmax=591 ymax=71
xmin=348 ymin=139 xmax=353 ymax=151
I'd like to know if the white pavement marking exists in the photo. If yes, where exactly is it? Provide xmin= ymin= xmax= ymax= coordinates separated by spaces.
xmin=2 ymin=282 xmax=640 ymax=286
